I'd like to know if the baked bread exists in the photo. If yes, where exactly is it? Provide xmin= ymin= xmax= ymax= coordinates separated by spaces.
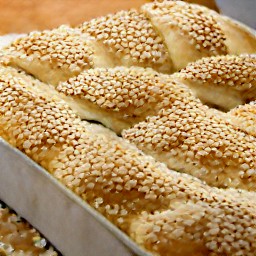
xmin=173 ymin=55 xmax=256 ymax=111
xmin=56 ymin=66 xmax=196 ymax=134
xmin=46 ymin=54 xmax=254 ymax=134
xmin=80 ymin=0 xmax=255 ymax=72
xmin=2 ymin=1 xmax=255 ymax=85
xmin=0 ymin=26 xmax=99 ymax=86
xmin=0 ymin=65 xmax=256 ymax=256
xmin=0 ymin=1 xmax=256 ymax=255
xmin=122 ymin=100 xmax=256 ymax=191
xmin=0 ymin=202 xmax=58 ymax=256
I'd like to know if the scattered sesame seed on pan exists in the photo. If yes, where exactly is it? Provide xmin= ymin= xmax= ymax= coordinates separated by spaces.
xmin=0 ymin=201 xmax=58 ymax=256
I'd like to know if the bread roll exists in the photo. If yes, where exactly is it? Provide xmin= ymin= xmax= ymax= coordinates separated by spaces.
xmin=2 ymin=1 xmax=255 ymax=85
xmin=56 ymin=66 xmax=196 ymax=133
xmin=174 ymin=55 xmax=256 ymax=110
xmin=1 ymin=65 xmax=256 ymax=256
xmin=122 ymin=100 xmax=256 ymax=191
xmin=51 ymin=54 xmax=254 ymax=134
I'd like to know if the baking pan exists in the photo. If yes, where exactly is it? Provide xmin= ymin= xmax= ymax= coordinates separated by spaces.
xmin=0 ymin=138 xmax=151 ymax=256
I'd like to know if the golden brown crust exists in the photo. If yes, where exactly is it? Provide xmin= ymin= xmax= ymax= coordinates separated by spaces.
xmin=179 ymin=55 xmax=256 ymax=90
xmin=0 ymin=1 xmax=256 ymax=256
xmin=130 ymin=189 xmax=256 ymax=256
xmin=0 ymin=65 xmax=256 ymax=256
xmin=79 ymin=10 xmax=172 ymax=73
xmin=175 ymin=55 xmax=256 ymax=110
xmin=144 ymin=1 xmax=226 ymax=53
xmin=56 ymin=66 xmax=195 ymax=133
xmin=212 ymin=14 xmax=256 ymax=55
xmin=0 ymin=65 xmax=61 ymax=101
xmin=2 ymin=26 xmax=95 ymax=85
xmin=123 ymin=101 xmax=256 ymax=191
xmin=141 ymin=1 xmax=227 ymax=70
xmin=2 ymin=1 xmax=255 ymax=87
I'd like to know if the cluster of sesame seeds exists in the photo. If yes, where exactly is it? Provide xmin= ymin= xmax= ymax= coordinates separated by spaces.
xmin=0 ymin=66 xmax=205 ymax=227
xmin=50 ymin=134 xmax=179 ymax=224
xmin=178 ymin=55 xmax=256 ymax=90
xmin=0 ymin=69 xmax=81 ymax=168
xmin=57 ymin=67 xmax=163 ymax=113
xmin=5 ymin=25 xmax=95 ymax=75
xmin=44 ymin=133 xmax=256 ymax=256
xmin=131 ymin=194 xmax=256 ymax=256
xmin=123 ymin=100 xmax=256 ymax=191
xmin=228 ymin=101 xmax=256 ymax=137
xmin=142 ymin=1 xmax=227 ymax=54
xmin=1 ymin=66 xmax=256 ymax=255
xmin=0 ymin=202 xmax=58 ymax=255
xmin=0 ymin=65 xmax=57 ymax=98
xmin=79 ymin=10 xmax=171 ymax=72
xmin=57 ymin=66 xmax=195 ymax=120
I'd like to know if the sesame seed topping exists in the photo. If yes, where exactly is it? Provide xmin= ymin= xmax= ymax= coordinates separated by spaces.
xmin=0 ymin=64 xmax=256 ymax=255
xmin=3 ymin=25 xmax=95 ymax=84
xmin=142 ymin=1 xmax=227 ymax=55
xmin=56 ymin=66 xmax=195 ymax=132
xmin=173 ymin=54 xmax=256 ymax=110
xmin=123 ymin=101 xmax=256 ymax=191
xmin=228 ymin=101 xmax=256 ymax=137
xmin=179 ymin=55 xmax=256 ymax=90
xmin=79 ymin=10 xmax=172 ymax=73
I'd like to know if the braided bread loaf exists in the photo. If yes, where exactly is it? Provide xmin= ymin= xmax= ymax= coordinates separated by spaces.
xmin=48 ymin=54 xmax=255 ymax=135
xmin=0 ymin=65 xmax=256 ymax=256
xmin=0 ymin=1 xmax=256 ymax=255
xmin=1 ymin=1 xmax=255 ymax=86
xmin=2 ymin=36 xmax=255 ymax=192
